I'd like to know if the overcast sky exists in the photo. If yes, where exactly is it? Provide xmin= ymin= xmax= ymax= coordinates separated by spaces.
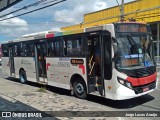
xmin=0 ymin=0 xmax=134 ymax=42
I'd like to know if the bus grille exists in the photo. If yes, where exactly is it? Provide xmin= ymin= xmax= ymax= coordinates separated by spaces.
xmin=133 ymin=81 xmax=156 ymax=94
xmin=119 ymin=66 xmax=156 ymax=78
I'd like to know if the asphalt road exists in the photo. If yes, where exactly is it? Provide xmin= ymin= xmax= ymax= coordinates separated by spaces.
xmin=0 ymin=66 xmax=159 ymax=120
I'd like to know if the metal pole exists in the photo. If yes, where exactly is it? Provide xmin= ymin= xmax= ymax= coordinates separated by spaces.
xmin=120 ymin=0 xmax=124 ymax=21
xmin=157 ymin=22 xmax=160 ymax=57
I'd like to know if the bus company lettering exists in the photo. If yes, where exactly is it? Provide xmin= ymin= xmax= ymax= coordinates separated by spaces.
xmin=50 ymin=62 xmax=70 ymax=68
xmin=59 ymin=58 xmax=70 ymax=61
xmin=71 ymin=59 xmax=84 ymax=65
xmin=21 ymin=59 xmax=32 ymax=65
xmin=58 ymin=62 xmax=70 ymax=67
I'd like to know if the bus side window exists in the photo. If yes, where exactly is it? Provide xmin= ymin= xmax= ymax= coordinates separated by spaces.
xmin=30 ymin=44 xmax=35 ymax=57
xmin=63 ymin=35 xmax=84 ymax=56
xmin=47 ymin=42 xmax=51 ymax=57
xmin=14 ymin=44 xmax=19 ymax=56
xmin=23 ymin=42 xmax=34 ymax=57
xmin=54 ymin=40 xmax=63 ymax=56
xmin=47 ymin=40 xmax=63 ymax=57
xmin=13 ymin=43 xmax=24 ymax=57
xmin=66 ymin=40 xmax=72 ymax=55
xmin=48 ymin=41 xmax=55 ymax=57
xmin=20 ymin=43 xmax=24 ymax=56
xmin=2 ymin=44 xmax=9 ymax=57
xmin=23 ymin=43 xmax=28 ymax=56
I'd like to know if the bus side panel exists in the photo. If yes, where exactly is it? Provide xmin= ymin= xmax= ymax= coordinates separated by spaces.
xmin=66 ymin=58 xmax=87 ymax=88
xmin=46 ymin=58 xmax=68 ymax=89
xmin=1 ymin=57 xmax=10 ymax=76
xmin=46 ymin=58 xmax=87 ymax=90
xmin=14 ymin=57 xmax=37 ymax=82
xmin=104 ymin=68 xmax=123 ymax=100
xmin=104 ymin=68 xmax=132 ymax=100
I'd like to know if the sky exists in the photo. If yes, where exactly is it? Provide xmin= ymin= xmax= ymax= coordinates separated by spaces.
xmin=0 ymin=0 xmax=134 ymax=42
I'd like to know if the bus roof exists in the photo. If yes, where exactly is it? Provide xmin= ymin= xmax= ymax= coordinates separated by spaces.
xmin=2 ymin=29 xmax=85 ymax=44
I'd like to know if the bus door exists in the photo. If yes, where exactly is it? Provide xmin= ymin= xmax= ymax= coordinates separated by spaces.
xmin=9 ymin=46 xmax=15 ymax=76
xmin=86 ymin=35 xmax=104 ymax=96
xmin=35 ymin=42 xmax=47 ymax=83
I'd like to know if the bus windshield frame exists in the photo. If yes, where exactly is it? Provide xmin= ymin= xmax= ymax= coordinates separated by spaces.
xmin=114 ymin=33 xmax=155 ymax=70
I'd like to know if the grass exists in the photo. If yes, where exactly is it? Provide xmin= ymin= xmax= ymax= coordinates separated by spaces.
xmin=36 ymin=87 xmax=47 ymax=93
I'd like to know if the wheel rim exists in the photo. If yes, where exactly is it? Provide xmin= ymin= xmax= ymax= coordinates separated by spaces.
xmin=76 ymin=83 xmax=84 ymax=94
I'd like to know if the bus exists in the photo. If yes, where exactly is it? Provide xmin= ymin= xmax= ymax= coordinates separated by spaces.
xmin=1 ymin=21 xmax=157 ymax=100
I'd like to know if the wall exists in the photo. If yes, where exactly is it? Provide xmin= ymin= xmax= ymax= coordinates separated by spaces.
xmin=61 ymin=0 xmax=160 ymax=32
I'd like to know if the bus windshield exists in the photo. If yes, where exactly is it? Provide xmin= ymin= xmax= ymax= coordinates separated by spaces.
xmin=114 ymin=34 xmax=154 ymax=70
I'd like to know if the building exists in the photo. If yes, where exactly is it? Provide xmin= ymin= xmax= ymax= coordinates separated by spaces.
xmin=61 ymin=0 xmax=160 ymax=56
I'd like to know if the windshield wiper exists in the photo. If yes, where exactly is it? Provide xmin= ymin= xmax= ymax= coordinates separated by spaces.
xmin=127 ymin=35 xmax=139 ymax=54
xmin=127 ymin=35 xmax=142 ymax=66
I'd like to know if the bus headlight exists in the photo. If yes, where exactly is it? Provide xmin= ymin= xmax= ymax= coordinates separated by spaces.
xmin=117 ymin=77 xmax=133 ymax=89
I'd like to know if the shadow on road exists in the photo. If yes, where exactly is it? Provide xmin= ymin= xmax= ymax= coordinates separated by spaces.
xmin=0 ymin=96 xmax=58 ymax=120
xmin=87 ymin=94 xmax=155 ymax=109
xmin=5 ymin=77 xmax=155 ymax=109
xmin=5 ymin=77 xmax=71 ymax=95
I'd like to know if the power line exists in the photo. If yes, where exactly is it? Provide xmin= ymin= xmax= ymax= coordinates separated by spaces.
xmin=0 ymin=0 xmax=67 ymax=22
xmin=0 ymin=0 xmax=48 ymax=18
xmin=0 ymin=0 xmax=60 ymax=19
xmin=40 ymin=0 xmax=59 ymax=5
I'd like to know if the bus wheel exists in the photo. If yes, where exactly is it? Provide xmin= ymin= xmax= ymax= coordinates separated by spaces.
xmin=73 ymin=79 xmax=87 ymax=99
xmin=19 ymin=70 xmax=27 ymax=84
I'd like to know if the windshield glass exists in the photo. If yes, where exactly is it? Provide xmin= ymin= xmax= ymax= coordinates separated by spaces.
xmin=114 ymin=34 xmax=154 ymax=70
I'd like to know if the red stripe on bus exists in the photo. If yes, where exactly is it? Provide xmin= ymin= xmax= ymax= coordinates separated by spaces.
xmin=126 ymin=73 xmax=157 ymax=87
xmin=46 ymin=63 xmax=51 ymax=71
xmin=46 ymin=33 xmax=54 ymax=38
xmin=78 ymin=65 xmax=85 ymax=74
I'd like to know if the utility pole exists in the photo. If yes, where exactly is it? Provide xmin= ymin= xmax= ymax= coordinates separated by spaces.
xmin=120 ymin=0 xmax=124 ymax=21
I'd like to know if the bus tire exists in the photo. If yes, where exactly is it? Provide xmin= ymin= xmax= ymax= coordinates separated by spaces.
xmin=73 ymin=79 xmax=87 ymax=99
xmin=19 ymin=70 xmax=27 ymax=84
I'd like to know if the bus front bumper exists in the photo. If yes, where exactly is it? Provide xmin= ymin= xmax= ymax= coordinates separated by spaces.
xmin=114 ymin=82 xmax=156 ymax=100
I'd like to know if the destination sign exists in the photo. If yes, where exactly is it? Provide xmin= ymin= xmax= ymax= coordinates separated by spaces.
xmin=71 ymin=59 xmax=84 ymax=65
xmin=121 ymin=58 xmax=138 ymax=67
xmin=116 ymin=24 xmax=147 ymax=33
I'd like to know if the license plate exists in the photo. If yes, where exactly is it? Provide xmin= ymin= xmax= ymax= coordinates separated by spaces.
xmin=143 ymin=87 xmax=149 ymax=92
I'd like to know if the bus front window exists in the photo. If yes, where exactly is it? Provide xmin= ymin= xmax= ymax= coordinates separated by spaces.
xmin=114 ymin=34 xmax=154 ymax=70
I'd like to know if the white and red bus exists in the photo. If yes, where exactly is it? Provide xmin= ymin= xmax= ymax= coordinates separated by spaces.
xmin=1 ymin=22 xmax=157 ymax=100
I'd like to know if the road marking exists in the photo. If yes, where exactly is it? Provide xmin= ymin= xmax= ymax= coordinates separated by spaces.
xmin=116 ymin=117 xmax=125 ymax=120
